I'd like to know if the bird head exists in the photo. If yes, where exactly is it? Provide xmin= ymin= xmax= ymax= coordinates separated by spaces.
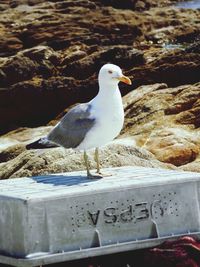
xmin=98 ymin=63 xmax=132 ymax=87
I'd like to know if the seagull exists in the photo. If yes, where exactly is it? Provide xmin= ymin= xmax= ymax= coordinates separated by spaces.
xmin=26 ymin=64 xmax=131 ymax=178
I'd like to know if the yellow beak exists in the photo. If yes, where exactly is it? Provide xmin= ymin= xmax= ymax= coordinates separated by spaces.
xmin=118 ymin=75 xmax=132 ymax=85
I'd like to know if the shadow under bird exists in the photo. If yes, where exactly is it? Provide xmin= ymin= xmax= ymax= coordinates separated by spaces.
xmin=26 ymin=63 xmax=132 ymax=178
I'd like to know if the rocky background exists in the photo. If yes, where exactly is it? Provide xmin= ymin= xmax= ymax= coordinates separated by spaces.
xmin=0 ymin=0 xmax=200 ymax=179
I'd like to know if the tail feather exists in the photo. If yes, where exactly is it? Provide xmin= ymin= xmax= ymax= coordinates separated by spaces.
xmin=26 ymin=137 xmax=58 ymax=150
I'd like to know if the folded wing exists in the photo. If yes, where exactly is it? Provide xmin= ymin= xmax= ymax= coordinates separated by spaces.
xmin=47 ymin=103 xmax=96 ymax=149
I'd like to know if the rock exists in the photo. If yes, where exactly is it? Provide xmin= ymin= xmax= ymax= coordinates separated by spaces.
xmin=1 ymin=45 xmax=200 ymax=134
xmin=185 ymin=39 xmax=200 ymax=53
xmin=145 ymin=7 xmax=200 ymax=44
xmin=122 ymin=83 xmax=200 ymax=169
xmin=2 ymin=56 xmax=39 ymax=86
xmin=142 ymin=128 xmax=200 ymax=166
xmin=0 ymin=144 xmax=26 ymax=163
xmin=0 ymin=75 xmax=97 ymax=135
xmin=0 ymin=0 xmax=199 ymax=134
xmin=0 ymin=25 xmax=23 ymax=56
xmin=127 ymin=49 xmax=200 ymax=89
xmin=98 ymin=0 xmax=175 ymax=10
xmin=62 ymin=46 xmax=144 ymax=79
xmin=179 ymin=159 xmax=200 ymax=173
xmin=0 ymin=44 xmax=144 ymax=134
xmin=1 ymin=46 xmax=144 ymax=132
xmin=0 ymin=45 xmax=60 ymax=86
xmin=0 ymin=126 xmax=52 ymax=152
xmin=1 ymin=81 xmax=200 ymax=174
xmin=0 ymin=36 xmax=23 ymax=57
xmin=0 ymin=138 xmax=175 ymax=179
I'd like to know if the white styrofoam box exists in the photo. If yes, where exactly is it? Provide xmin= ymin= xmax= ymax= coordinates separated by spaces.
xmin=0 ymin=166 xmax=200 ymax=267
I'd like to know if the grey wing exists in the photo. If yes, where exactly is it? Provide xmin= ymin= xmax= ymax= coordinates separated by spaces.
xmin=47 ymin=103 xmax=96 ymax=148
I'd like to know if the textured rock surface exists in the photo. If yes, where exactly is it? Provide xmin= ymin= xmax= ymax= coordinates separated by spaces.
xmin=0 ymin=126 xmax=52 ymax=157
xmin=128 ymin=48 xmax=200 ymax=88
xmin=122 ymin=82 xmax=200 ymax=169
xmin=0 ymin=138 xmax=175 ymax=179
xmin=0 ymin=0 xmax=199 ymax=133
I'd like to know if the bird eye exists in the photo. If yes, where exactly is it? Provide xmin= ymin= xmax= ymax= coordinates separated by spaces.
xmin=108 ymin=70 xmax=113 ymax=74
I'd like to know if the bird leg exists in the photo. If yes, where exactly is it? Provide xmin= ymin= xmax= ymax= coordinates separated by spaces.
xmin=94 ymin=147 xmax=101 ymax=174
xmin=83 ymin=150 xmax=103 ymax=179
xmin=83 ymin=149 xmax=111 ymax=179
xmin=83 ymin=150 xmax=92 ymax=177
xmin=94 ymin=147 xmax=113 ymax=177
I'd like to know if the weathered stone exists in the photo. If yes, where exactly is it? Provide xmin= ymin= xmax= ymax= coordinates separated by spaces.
xmin=0 ymin=126 xmax=52 ymax=152
xmin=179 ymin=159 xmax=200 ymax=173
xmin=2 ymin=56 xmax=39 ymax=85
xmin=0 ymin=35 xmax=23 ymax=57
xmin=1 ymin=45 xmax=60 ymax=86
xmin=142 ymin=128 xmax=200 ymax=166
xmin=0 ymin=139 xmax=175 ymax=179
xmin=98 ymin=0 xmax=175 ymax=10
xmin=0 ymin=0 xmax=199 ymax=134
xmin=122 ymin=83 xmax=200 ymax=168
xmin=62 ymin=46 xmax=144 ymax=79
xmin=128 ymin=50 xmax=200 ymax=88
xmin=0 ymin=144 xmax=26 ymax=163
